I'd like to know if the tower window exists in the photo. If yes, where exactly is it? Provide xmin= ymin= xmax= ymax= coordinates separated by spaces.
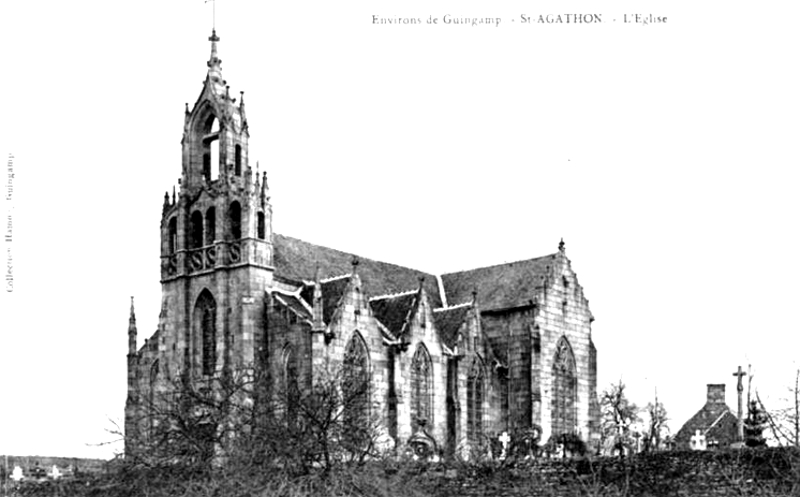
xmin=205 ymin=207 xmax=216 ymax=246
xmin=229 ymin=201 xmax=242 ymax=240
xmin=257 ymin=212 xmax=265 ymax=240
xmin=202 ymin=116 xmax=221 ymax=182
xmin=190 ymin=211 xmax=204 ymax=249
xmin=235 ymin=145 xmax=242 ymax=176
xmin=168 ymin=217 xmax=178 ymax=253
xmin=467 ymin=359 xmax=484 ymax=445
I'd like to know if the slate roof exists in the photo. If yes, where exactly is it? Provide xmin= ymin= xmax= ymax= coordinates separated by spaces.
xmin=273 ymin=234 xmax=442 ymax=306
xmin=320 ymin=276 xmax=351 ymax=325
xmin=441 ymin=254 xmax=558 ymax=311
xmin=675 ymin=398 xmax=738 ymax=448
xmin=273 ymin=293 xmax=312 ymax=320
xmin=433 ymin=304 xmax=471 ymax=348
xmin=369 ymin=291 xmax=418 ymax=337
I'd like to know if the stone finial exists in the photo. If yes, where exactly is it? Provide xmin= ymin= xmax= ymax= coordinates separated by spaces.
xmin=351 ymin=256 xmax=360 ymax=274
xmin=558 ymin=238 xmax=566 ymax=254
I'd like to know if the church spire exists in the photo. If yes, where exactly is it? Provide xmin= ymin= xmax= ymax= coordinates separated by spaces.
xmin=128 ymin=296 xmax=137 ymax=355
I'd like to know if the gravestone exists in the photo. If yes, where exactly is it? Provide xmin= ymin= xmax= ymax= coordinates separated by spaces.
xmin=499 ymin=431 xmax=511 ymax=460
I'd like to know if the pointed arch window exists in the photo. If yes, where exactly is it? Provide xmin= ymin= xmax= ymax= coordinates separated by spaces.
xmin=467 ymin=358 xmax=484 ymax=445
xmin=234 ymin=144 xmax=242 ymax=176
xmin=202 ymin=116 xmax=220 ymax=182
xmin=229 ymin=201 xmax=242 ymax=240
xmin=551 ymin=336 xmax=578 ymax=436
xmin=194 ymin=290 xmax=217 ymax=376
xmin=168 ymin=217 xmax=178 ymax=253
xmin=282 ymin=344 xmax=299 ymax=416
xmin=257 ymin=212 xmax=266 ymax=240
xmin=411 ymin=343 xmax=433 ymax=428
xmin=205 ymin=207 xmax=216 ymax=246
xmin=149 ymin=359 xmax=159 ymax=436
xmin=190 ymin=211 xmax=204 ymax=249
xmin=342 ymin=332 xmax=369 ymax=425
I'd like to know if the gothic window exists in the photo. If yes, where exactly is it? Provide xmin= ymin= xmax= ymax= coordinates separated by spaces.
xmin=257 ymin=212 xmax=265 ymax=240
xmin=551 ymin=336 xmax=578 ymax=436
xmin=205 ymin=207 xmax=216 ymax=246
xmin=234 ymin=144 xmax=242 ymax=176
xmin=411 ymin=343 xmax=433 ymax=427
xmin=203 ymin=116 xmax=220 ymax=181
xmin=194 ymin=290 xmax=217 ymax=376
xmin=229 ymin=201 xmax=242 ymax=240
xmin=149 ymin=359 xmax=159 ymax=436
xmin=342 ymin=332 xmax=369 ymax=426
xmin=467 ymin=358 xmax=484 ymax=445
xmin=282 ymin=344 xmax=299 ymax=413
xmin=190 ymin=211 xmax=204 ymax=249
xmin=168 ymin=217 xmax=178 ymax=253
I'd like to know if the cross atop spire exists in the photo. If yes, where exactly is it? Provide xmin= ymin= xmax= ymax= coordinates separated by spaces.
xmin=207 ymin=29 xmax=222 ymax=82
xmin=206 ymin=0 xmax=217 ymax=31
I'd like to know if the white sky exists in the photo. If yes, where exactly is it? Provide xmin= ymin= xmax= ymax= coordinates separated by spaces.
xmin=1 ymin=0 xmax=798 ymax=459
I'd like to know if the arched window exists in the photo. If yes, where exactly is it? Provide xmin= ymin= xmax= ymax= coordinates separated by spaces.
xmin=551 ymin=336 xmax=578 ymax=436
xmin=149 ymin=359 xmax=159 ymax=436
xmin=342 ymin=332 xmax=369 ymax=425
xmin=257 ymin=212 xmax=266 ymax=240
xmin=194 ymin=290 xmax=217 ymax=376
xmin=168 ymin=217 xmax=178 ymax=253
xmin=190 ymin=211 xmax=203 ymax=249
xmin=234 ymin=144 xmax=242 ymax=176
xmin=411 ymin=343 xmax=433 ymax=427
xmin=229 ymin=201 xmax=242 ymax=240
xmin=205 ymin=207 xmax=216 ymax=246
xmin=467 ymin=358 xmax=484 ymax=445
xmin=282 ymin=344 xmax=299 ymax=409
xmin=202 ymin=116 xmax=220 ymax=182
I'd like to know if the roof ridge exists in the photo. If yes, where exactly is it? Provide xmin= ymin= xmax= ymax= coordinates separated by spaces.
xmin=321 ymin=273 xmax=351 ymax=284
xmin=433 ymin=302 xmax=472 ymax=312
xmin=369 ymin=289 xmax=418 ymax=302
xmin=441 ymin=253 xmax=558 ymax=277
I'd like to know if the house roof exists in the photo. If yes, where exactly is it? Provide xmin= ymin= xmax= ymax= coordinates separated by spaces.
xmin=675 ymin=401 xmax=738 ymax=445
xmin=273 ymin=292 xmax=312 ymax=320
xmin=441 ymin=254 xmax=558 ymax=311
xmin=273 ymin=234 xmax=442 ymax=306
xmin=433 ymin=304 xmax=471 ymax=348
xmin=369 ymin=291 xmax=418 ymax=337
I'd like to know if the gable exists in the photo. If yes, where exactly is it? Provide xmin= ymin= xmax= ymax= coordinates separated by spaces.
xmin=273 ymin=233 xmax=442 ymax=306
xmin=433 ymin=304 xmax=471 ymax=349
xmin=369 ymin=291 xmax=418 ymax=337
xmin=441 ymin=254 xmax=558 ymax=311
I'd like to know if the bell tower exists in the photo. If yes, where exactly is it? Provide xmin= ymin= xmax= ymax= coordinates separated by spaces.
xmin=157 ymin=30 xmax=274 ymax=380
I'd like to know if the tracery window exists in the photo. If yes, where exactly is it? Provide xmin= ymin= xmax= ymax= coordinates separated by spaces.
xmin=551 ymin=336 xmax=578 ymax=436
xmin=194 ymin=290 xmax=217 ymax=376
xmin=149 ymin=359 xmax=159 ymax=436
xmin=257 ymin=212 xmax=266 ymax=240
xmin=467 ymin=358 xmax=484 ymax=445
xmin=411 ymin=343 xmax=433 ymax=427
xmin=342 ymin=332 xmax=369 ymax=425
xmin=168 ymin=217 xmax=178 ymax=253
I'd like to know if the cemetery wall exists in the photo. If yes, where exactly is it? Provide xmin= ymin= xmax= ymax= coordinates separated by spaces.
xmin=432 ymin=448 xmax=800 ymax=496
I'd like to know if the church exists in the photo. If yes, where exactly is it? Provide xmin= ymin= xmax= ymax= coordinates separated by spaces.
xmin=125 ymin=30 xmax=600 ymax=459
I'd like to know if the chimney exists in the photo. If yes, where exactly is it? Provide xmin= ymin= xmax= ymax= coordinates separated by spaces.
xmin=707 ymin=384 xmax=726 ymax=404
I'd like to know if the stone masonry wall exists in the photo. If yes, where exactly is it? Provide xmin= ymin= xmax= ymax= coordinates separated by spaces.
xmin=431 ymin=448 xmax=800 ymax=497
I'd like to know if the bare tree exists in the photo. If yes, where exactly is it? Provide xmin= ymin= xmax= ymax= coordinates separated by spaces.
xmin=760 ymin=370 xmax=800 ymax=447
xmin=642 ymin=397 xmax=669 ymax=452
xmin=599 ymin=381 xmax=640 ymax=457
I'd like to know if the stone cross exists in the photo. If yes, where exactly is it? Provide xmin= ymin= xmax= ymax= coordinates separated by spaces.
xmin=499 ymin=431 xmax=511 ymax=459
xmin=690 ymin=430 xmax=706 ymax=451
xmin=10 ymin=465 xmax=24 ymax=482
xmin=733 ymin=365 xmax=746 ymax=442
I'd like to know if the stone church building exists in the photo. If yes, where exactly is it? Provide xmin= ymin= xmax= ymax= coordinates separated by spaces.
xmin=125 ymin=30 xmax=600 ymax=458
